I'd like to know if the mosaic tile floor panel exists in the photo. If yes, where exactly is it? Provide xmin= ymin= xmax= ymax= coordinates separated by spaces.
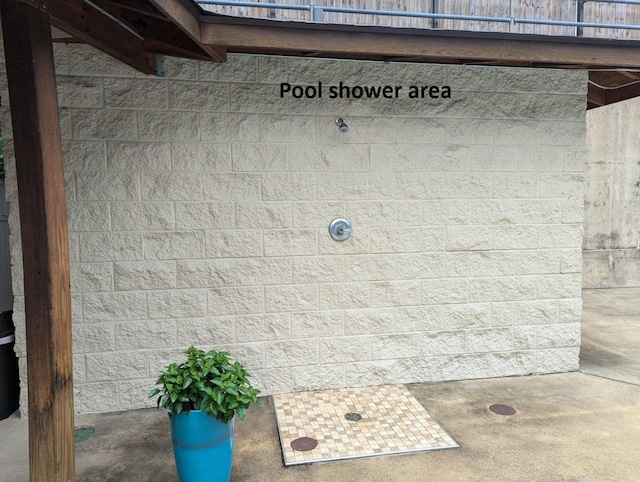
xmin=273 ymin=384 xmax=459 ymax=465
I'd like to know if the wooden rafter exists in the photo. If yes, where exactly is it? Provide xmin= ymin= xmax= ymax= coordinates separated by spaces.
xmin=148 ymin=0 xmax=226 ymax=62
xmin=601 ymin=80 xmax=640 ymax=106
xmin=587 ymin=70 xmax=640 ymax=108
xmin=588 ymin=81 xmax=607 ymax=107
xmin=42 ymin=0 xmax=157 ymax=74
xmin=107 ymin=0 xmax=167 ymax=20
xmin=38 ymin=3 xmax=220 ymax=69
xmin=118 ymin=7 xmax=220 ymax=61
xmin=618 ymin=70 xmax=640 ymax=81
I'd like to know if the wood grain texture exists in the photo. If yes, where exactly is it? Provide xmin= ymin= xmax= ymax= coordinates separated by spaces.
xmin=42 ymin=0 xmax=157 ymax=74
xmin=199 ymin=0 xmax=639 ymax=40
xmin=148 ymin=0 xmax=227 ymax=61
xmin=117 ymin=7 xmax=219 ymax=61
xmin=603 ymin=79 xmax=640 ymax=106
xmin=583 ymin=1 xmax=640 ymax=40
xmin=201 ymin=20 xmax=640 ymax=69
xmin=0 ymin=2 xmax=75 ymax=481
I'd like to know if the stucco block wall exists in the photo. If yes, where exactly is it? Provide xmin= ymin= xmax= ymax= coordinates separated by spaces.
xmin=0 ymin=40 xmax=586 ymax=414
xmin=583 ymin=97 xmax=640 ymax=288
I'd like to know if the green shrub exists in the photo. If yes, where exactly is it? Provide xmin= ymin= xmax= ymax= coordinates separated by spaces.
xmin=149 ymin=346 xmax=260 ymax=423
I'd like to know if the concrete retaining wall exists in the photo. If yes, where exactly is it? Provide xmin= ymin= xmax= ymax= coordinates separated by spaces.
xmin=584 ymin=98 xmax=640 ymax=288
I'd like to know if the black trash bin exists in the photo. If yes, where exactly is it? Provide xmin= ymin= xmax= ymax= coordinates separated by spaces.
xmin=0 ymin=310 xmax=19 ymax=420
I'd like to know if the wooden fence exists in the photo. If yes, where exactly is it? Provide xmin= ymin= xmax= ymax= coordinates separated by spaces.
xmin=200 ymin=0 xmax=640 ymax=40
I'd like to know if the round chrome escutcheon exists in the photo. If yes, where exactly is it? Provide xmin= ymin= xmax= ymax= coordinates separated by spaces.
xmin=329 ymin=218 xmax=353 ymax=241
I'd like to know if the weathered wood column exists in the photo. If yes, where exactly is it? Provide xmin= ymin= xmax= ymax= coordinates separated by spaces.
xmin=1 ymin=1 xmax=75 ymax=480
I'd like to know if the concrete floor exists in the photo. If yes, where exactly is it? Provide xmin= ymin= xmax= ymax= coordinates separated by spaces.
xmin=580 ymin=287 xmax=640 ymax=385
xmin=2 ymin=288 xmax=640 ymax=481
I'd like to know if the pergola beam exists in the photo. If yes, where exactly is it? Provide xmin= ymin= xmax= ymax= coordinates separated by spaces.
xmin=118 ymin=8 xmax=220 ymax=61
xmin=148 ymin=0 xmax=226 ymax=62
xmin=107 ymin=0 xmax=167 ymax=20
xmin=603 ymin=80 xmax=640 ymax=106
xmin=42 ymin=0 xmax=157 ymax=75
xmin=200 ymin=17 xmax=640 ymax=69
xmin=588 ymin=82 xmax=607 ymax=107
xmin=0 ymin=1 xmax=75 ymax=481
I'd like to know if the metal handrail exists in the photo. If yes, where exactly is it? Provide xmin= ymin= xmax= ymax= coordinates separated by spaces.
xmin=199 ymin=0 xmax=309 ymax=11
xmin=586 ymin=0 xmax=640 ymax=4
xmin=198 ymin=0 xmax=640 ymax=31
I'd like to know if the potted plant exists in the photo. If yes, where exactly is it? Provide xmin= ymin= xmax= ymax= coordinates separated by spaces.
xmin=149 ymin=346 xmax=260 ymax=482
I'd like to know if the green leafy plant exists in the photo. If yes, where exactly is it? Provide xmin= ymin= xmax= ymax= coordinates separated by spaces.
xmin=149 ymin=346 xmax=260 ymax=423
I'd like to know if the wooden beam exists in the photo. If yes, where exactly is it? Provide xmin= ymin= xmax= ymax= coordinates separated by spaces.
xmin=144 ymin=37 xmax=215 ymax=61
xmin=52 ymin=37 xmax=85 ymax=44
xmin=200 ymin=19 xmax=640 ymax=69
xmin=469 ymin=60 xmax=535 ymax=67
xmin=147 ymin=0 xmax=226 ymax=62
xmin=0 ymin=2 xmax=75 ymax=481
xmin=604 ymin=80 xmax=640 ymax=106
xmin=42 ymin=0 xmax=157 ymax=75
xmin=588 ymin=81 xmax=606 ymax=107
xmin=117 ymin=7 xmax=219 ymax=61
xmin=79 ymin=0 xmax=214 ymax=60
xmin=618 ymin=70 xmax=640 ymax=81
xmin=107 ymin=0 xmax=167 ymax=21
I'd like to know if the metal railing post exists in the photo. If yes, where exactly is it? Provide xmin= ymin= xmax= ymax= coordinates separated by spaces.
xmin=313 ymin=5 xmax=324 ymax=22
xmin=309 ymin=0 xmax=318 ymax=22
xmin=432 ymin=0 xmax=439 ymax=29
xmin=509 ymin=0 xmax=514 ymax=32
xmin=577 ymin=0 xmax=585 ymax=36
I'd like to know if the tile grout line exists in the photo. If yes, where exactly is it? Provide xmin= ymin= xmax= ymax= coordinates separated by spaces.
xmin=273 ymin=384 xmax=458 ymax=466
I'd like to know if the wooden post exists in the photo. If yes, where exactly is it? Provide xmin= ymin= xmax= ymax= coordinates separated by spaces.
xmin=1 ymin=1 xmax=75 ymax=481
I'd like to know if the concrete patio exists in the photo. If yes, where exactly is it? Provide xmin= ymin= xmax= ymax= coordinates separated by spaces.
xmin=2 ymin=287 xmax=640 ymax=481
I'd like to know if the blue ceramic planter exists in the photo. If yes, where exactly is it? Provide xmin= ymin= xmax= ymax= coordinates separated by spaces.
xmin=170 ymin=410 xmax=235 ymax=482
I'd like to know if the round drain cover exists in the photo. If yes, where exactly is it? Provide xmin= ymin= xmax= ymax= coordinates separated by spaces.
xmin=345 ymin=412 xmax=362 ymax=422
xmin=291 ymin=437 xmax=318 ymax=452
xmin=74 ymin=426 xmax=95 ymax=443
xmin=489 ymin=404 xmax=516 ymax=416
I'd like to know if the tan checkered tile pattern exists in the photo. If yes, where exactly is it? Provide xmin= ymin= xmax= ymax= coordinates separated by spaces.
xmin=273 ymin=384 xmax=458 ymax=465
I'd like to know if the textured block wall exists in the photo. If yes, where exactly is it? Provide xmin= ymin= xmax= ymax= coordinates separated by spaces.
xmin=0 ymin=40 xmax=586 ymax=414
xmin=583 ymin=97 xmax=640 ymax=288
